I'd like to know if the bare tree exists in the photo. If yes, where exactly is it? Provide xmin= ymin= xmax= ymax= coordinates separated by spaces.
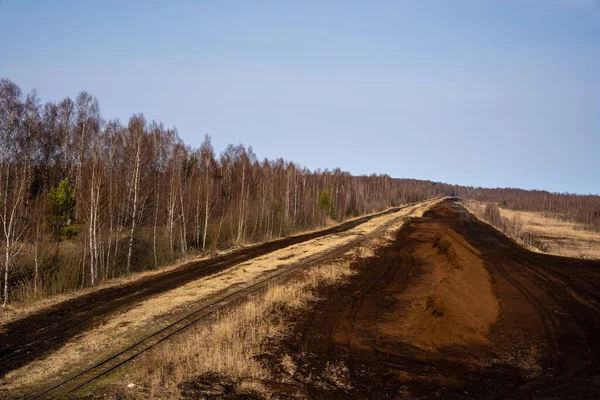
xmin=84 ymin=127 xmax=104 ymax=284
xmin=57 ymin=97 xmax=75 ymax=180
xmin=0 ymin=80 xmax=31 ymax=306
xmin=125 ymin=114 xmax=146 ymax=274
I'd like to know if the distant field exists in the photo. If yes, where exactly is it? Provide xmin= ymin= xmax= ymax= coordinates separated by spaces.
xmin=464 ymin=200 xmax=600 ymax=259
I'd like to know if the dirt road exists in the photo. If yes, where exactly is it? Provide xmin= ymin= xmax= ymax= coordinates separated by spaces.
xmin=0 ymin=206 xmax=405 ymax=378
xmin=265 ymin=200 xmax=600 ymax=399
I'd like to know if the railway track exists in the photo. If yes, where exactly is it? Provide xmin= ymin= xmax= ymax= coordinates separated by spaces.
xmin=2 ymin=201 xmax=426 ymax=378
xmin=25 ymin=200 xmax=432 ymax=399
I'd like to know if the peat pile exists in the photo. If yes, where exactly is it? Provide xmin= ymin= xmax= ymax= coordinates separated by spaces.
xmin=259 ymin=200 xmax=600 ymax=399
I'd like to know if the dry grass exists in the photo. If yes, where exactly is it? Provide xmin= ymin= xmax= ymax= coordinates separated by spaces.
xmin=2 ymin=199 xmax=442 ymax=394
xmin=0 ymin=253 xmax=217 ymax=327
xmin=0 ymin=201 xmax=432 ymax=328
xmin=119 ymin=201 xmax=443 ymax=398
xmin=463 ymin=200 xmax=600 ymax=259
xmin=124 ymin=259 xmax=356 ymax=399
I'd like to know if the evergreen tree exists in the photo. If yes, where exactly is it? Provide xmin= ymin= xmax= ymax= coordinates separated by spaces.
xmin=47 ymin=179 xmax=77 ymax=241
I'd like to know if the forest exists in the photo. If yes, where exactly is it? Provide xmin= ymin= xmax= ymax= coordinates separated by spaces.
xmin=1 ymin=78 xmax=598 ymax=306
xmin=0 ymin=79 xmax=457 ymax=305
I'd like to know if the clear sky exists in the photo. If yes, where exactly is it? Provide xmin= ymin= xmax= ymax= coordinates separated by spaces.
xmin=1 ymin=1 xmax=598 ymax=194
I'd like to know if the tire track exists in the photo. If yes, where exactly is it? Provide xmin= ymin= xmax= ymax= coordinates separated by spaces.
xmin=452 ymin=202 xmax=600 ymax=398
xmin=266 ymin=199 xmax=600 ymax=399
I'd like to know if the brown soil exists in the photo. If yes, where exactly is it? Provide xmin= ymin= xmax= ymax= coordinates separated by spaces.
xmin=251 ymin=199 xmax=600 ymax=399
xmin=0 ymin=207 xmax=404 ymax=378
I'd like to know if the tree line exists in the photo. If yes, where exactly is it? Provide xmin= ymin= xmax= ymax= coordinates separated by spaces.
xmin=2 ymin=78 xmax=598 ymax=306
xmin=0 ymin=79 xmax=454 ymax=306
xmin=458 ymin=187 xmax=600 ymax=232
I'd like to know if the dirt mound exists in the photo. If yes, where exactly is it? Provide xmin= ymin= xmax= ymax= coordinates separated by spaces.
xmin=432 ymin=231 xmax=460 ymax=266
xmin=382 ymin=227 xmax=499 ymax=352
xmin=263 ymin=199 xmax=600 ymax=399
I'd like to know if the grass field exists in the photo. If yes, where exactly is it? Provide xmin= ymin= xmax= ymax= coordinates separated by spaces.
xmin=463 ymin=200 xmax=600 ymax=259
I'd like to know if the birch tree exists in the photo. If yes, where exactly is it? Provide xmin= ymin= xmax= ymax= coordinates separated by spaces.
xmin=0 ymin=79 xmax=31 ymax=306
xmin=84 ymin=128 xmax=104 ymax=284
xmin=125 ymin=114 xmax=146 ymax=274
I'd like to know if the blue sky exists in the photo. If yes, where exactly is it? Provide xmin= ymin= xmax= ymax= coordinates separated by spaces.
xmin=1 ymin=0 xmax=599 ymax=194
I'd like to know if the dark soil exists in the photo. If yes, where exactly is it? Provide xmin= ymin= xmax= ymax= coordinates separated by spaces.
xmin=0 ymin=207 xmax=403 ymax=378
xmin=256 ymin=200 xmax=600 ymax=399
